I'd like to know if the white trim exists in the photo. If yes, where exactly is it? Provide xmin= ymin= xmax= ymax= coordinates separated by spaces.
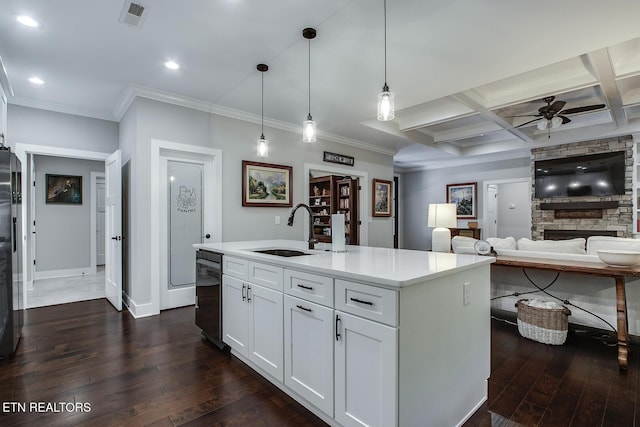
xmin=304 ymin=163 xmax=369 ymax=246
xmin=116 ymin=84 xmax=397 ymax=156
xmin=34 ymin=267 xmax=93 ymax=281
xmin=123 ymin=294 xmax=156 ymax=318
xmin=150 ymin=139 xmax=222 ymax=315
xmin=14 ymin=143 xmax=111 ymax=310
xmin=90 ymin=172 xmax=105 ymax=273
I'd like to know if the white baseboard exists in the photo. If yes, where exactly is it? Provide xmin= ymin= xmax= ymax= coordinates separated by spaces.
xmin=124 ymin=295 xmax=158 ymax=318
xmin=34 ymin=266 xmax=96 ymax=280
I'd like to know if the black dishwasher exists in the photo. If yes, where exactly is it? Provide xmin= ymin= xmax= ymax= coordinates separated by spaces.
xmin=195 ymin=250 xmax=226 ymax=350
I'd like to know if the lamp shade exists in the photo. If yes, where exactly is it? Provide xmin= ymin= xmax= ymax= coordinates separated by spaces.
xmin=428 ymin=203 xmax=457 ymax=228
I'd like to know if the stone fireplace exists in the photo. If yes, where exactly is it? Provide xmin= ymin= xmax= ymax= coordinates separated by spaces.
xmin=531 ymin=135 xmax=633 ymax=240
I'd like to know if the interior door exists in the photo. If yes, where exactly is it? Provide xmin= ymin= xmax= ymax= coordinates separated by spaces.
xmin=96 ymin=178 xmax=106 ymax=265
xmin=105 ymin=150 xmax=122 ymax=311
xmin=485 ymin=184 xmax=498 ymax=238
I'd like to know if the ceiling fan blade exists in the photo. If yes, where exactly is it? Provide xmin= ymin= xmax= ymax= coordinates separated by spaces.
xmin=558 ymin=115 xmax=571 ymax=124
xmin=548 ymin=100 xmax=566 ymax=113
xmin=514 ymin=118 xmax=541 ymax=128
xmin=559 ymin=104 xmax=606 ymax=115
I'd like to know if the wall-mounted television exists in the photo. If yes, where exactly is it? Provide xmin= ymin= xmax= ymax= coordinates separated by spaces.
xmin=534 ymin=151 xmax=625 ymax=198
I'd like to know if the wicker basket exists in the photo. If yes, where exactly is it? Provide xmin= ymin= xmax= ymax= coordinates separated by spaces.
xmin=516 ymin=299 xmax=571 ymax=345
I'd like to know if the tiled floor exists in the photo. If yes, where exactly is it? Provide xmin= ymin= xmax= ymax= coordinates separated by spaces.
xmin=26 ymin=266 xmax=105 ymax=308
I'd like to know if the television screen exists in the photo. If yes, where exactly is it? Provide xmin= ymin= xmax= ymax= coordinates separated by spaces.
xmin=534 ymin=151 xmax=625 ymax=198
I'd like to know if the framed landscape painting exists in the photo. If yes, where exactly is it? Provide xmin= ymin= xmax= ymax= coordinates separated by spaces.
xmin=242 ymin=160 xmax=292 ymax=207
xmin=372 ymin=178 xmax=392 ymax=217
xmin=446 ymin=182 xmax=477 ymax=219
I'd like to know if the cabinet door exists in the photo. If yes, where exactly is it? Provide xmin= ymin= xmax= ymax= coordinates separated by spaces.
xmin=284 ymin=295 xmax=334 ymax=416
xmin=248 ymin=283 xmax=284 ymax=382
xmin=222 ymin=275 xmax=248 ymax=356
xmin=335 ymin=311 xmax=398 ymax=427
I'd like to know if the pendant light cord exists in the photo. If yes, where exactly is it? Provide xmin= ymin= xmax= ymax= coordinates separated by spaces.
xmin=261 ymin=71 xmax=264 ymax=136
xmin=308 ymin=38 xmax=311 ymax=118
xmin=383 ymin=0 xmax=387 ymax=86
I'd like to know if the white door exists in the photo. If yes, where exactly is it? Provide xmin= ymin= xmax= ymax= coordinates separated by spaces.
xmin=248 ymin=283 xmax=284 ymax=382
xmin=222 ymin=274 xmax=249 ymax=355
xmin=160 ymin=154 xmax=214 ymax=310
xmin=485 ymin=184 xmax=498 ymax=238
xmin=105 ymin=150 xmax=122 ymax=311
xmin=335 ymin=311 xmax=397 ymax=427
xmin=284 ymin=295 xmax=334 ymax=416
xmin=96 ymin=178 xmax=106 ymax=265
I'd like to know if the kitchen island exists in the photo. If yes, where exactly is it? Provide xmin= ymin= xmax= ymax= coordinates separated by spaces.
xmin=194 ymin=240 xmax=494 ymax=427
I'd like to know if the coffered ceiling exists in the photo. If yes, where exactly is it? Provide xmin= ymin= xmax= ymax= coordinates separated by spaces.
xmin=1 ymin=0 xmax=640 ymax=170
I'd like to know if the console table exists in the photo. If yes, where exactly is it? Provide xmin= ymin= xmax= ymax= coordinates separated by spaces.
xmin=494 ymin=255 xmax=638 ymax=370
xmin=451 ymin=228 xmax=481 ymax=239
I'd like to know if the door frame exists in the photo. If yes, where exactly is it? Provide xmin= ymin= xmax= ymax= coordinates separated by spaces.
xmin=304 ymin=163 xmax=369 ymax=246
xmin=150 ymin=139 xmax=222 ymax=315
xmin=14 ymin=143 xmax=110 ymax=309
xmin=91 ymin=172 xmax=105 ymax=269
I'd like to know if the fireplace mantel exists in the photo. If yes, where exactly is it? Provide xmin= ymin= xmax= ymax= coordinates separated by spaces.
xmin=539 ymin=201 xmax=619 ymax=210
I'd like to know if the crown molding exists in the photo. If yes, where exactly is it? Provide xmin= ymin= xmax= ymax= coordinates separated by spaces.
xmin=114 ymin=84 xmax=397 ymax=157
xmin=9 ymin=96 xmax=115 ymax=122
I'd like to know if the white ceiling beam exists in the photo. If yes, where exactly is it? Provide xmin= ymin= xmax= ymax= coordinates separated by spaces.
xmin=584 ymin=50 xmax=628 ymax=127
xmin=433 ymin=122 xmax=504 ymax=144
xmin=403 ymin=130 xmax=462 ymax=156
xmin=452 ymin=92 xmax=533 ymax=142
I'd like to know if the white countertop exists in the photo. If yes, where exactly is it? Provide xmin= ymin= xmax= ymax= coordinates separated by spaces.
xmin=194 ymin=239 xmax=494 ymax=288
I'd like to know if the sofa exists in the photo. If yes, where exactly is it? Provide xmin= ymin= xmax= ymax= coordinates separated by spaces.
xmin=451 ymin=235 xmax=640 ymax=336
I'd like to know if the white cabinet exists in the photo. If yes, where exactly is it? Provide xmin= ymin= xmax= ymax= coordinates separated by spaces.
xmin=284 ymin=295 xmax=334 ymax=416
xmin=334 ymin=311 xmax=397 ymax=427
xmin=222 ymin=271 xmax=284 ymax=382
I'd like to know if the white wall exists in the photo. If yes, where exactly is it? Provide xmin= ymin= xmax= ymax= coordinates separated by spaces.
xmin=400 ymin=158 xmax=531 ymax=250
xmin=33 ymin=155 xmax=105 ymax=273
xmin=125 ymin=97 xmax=395 ymax=309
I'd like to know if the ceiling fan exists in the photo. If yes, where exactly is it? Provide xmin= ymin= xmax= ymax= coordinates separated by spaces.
xmin=508 ymin=96 xmax=606 ymax=138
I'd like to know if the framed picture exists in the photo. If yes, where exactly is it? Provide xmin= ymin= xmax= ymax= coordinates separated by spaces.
xmin=446 ymin=182 xmax=477 ymax=219
xmin=242 ymin=160 xmax=293 ymax=207
xmin=372 ymin=178 xmax=392 ymax=217
xmin=46 ymin=174 xmax=82 ymax=204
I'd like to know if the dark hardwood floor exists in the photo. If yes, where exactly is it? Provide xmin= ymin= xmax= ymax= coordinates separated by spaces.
xmin=1 ymin=299 xmax=637 ymax=426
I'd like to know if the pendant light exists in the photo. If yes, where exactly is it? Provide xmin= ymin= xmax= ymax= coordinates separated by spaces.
xmin=377 ymin=0 xmax=394 ymax=121
xmin=302 ymin=27 xmax=317 ymax=143
xmin=257 ymin=63 xmax=269 ymax=157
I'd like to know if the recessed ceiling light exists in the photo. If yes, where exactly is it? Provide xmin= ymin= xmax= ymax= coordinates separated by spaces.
xmin=29 ymin=77 xmax=45 ymax=85
xmin=164 ymin=60 xmax=180 ymax=70
xmin=17 ymin=15 xmax=40 ymax=28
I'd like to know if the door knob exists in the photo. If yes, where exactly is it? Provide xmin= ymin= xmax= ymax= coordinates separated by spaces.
xmin=204 ymin=233 xmax=211 ymax=239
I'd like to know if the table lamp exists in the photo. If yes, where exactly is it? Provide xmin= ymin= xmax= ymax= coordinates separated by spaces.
xmin=428 ymin=203 xmax=457 ymax=252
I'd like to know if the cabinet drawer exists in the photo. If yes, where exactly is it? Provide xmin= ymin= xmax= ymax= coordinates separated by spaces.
xmin=223 ymin=256 xmax=248 ymax=280
xmin=284 ymin=269 xmax=333 ymax=307
xmin=335 ymin=280 xmax=398 ymax=326
xmin=249 ymin=261 xmax=284 ymax=292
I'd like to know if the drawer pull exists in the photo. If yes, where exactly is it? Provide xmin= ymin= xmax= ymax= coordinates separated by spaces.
xmin=242 ymin=284 xmax=246 ymax=301
xmin=297 ymin=284 xmax=314 ymax=291
xmin=350 ymin=297 xmax=374 ymax=306
xmin=296 ymin=304 xmax=312 ymax=312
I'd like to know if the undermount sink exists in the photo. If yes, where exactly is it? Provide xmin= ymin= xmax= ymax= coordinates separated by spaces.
xmin=253 ymin=248 xmax=312 ymax=257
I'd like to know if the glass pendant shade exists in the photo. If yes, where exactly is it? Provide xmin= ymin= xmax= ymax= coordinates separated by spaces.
xmin=257 ymin=134 xmax=268 ymax=157
xmin=303 ymin=115 xmax=316 ymax=143
xmin=377 ymin=85 xmax=395 ymax=121
xmin=550 ymin=116 xmax=563 ymax=129
xmin=537 ymin=118 xmax=549 ymax=131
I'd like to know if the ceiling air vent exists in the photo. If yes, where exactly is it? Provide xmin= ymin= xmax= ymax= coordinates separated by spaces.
xmin=119 ymin=1 xmax=147 ymax=28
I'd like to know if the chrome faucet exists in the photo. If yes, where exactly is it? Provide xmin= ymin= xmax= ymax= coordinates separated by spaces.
xmin=287 ymin=203 xmax=318 ymax=250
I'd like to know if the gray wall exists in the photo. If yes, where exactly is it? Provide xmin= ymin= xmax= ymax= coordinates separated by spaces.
xmin=125 ymin=97 xmax=395 ymax=307
xmin=496 ymin=181 xmax=531 ymax=239
xmin=8 ymin=105 xmax=119 ymax=153
xmin=400 ymin=158 xmax=531 ymax=250
xmin=34 ymin=155 xmax=105 ymax=272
